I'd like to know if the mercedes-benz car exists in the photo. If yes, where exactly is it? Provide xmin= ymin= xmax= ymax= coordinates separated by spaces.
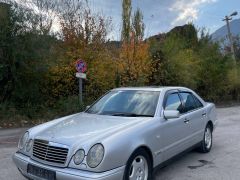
xmin=13 ymin=87 xmax=217 ymax=180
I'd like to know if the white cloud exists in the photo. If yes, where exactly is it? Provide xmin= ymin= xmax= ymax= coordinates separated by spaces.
xmin=169 ymin=0 xmax=217 ymax=26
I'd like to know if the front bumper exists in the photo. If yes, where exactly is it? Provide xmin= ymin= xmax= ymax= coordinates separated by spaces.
xmin=13 ymin=152 xmax=125 ymax=180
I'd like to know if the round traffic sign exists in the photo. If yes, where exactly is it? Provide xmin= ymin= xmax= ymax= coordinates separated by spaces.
xmin=75 ymin=59 xmax=87 ymax=73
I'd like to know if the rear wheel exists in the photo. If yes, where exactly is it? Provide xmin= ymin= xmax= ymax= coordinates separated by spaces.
xmin=198 ymin=124 xmax=212 ymax=153
xmin=123 ymin=149 xmax=152 ymax=180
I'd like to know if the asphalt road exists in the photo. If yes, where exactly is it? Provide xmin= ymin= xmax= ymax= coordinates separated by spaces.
xmin=0 ymin=106 xmax=240 ymax=180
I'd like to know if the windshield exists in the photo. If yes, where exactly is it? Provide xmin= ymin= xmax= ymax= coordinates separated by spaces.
xmin=86 ymin=90 xmax=160 ymax=117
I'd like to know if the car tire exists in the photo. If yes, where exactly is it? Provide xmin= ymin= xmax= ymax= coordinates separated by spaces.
xmin=123 ymin=148 xmax=152 ymax=180
xmin=198 ymin=124 xmax=212 ymax=153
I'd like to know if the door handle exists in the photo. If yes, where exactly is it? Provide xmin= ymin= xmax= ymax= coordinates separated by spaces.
xmin=184 ymin=118 xmax=190 ymax=124
xmin=202 ymin=113 xmax=206 ymax=117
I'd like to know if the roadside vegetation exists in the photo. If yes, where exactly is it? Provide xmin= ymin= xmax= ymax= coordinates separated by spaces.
xmin=0 ymin=0 xmax=240 ymax=128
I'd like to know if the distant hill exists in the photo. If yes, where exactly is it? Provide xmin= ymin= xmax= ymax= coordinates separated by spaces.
xmin=147 ymin=24 xmax=198 ymax=45
xmin=212 ymin=18 xmax=240 ymax=41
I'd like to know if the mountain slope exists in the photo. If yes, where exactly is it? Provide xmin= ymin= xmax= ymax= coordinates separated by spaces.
xmin=212 ymin=18 xmax=240 ymax=41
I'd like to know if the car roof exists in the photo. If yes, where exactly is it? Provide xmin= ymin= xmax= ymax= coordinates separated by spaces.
xmin=113 ymin=86 xmax=190 ymax=92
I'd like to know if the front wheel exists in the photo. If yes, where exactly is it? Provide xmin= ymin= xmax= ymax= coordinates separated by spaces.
xmin=198 ymin=124 xmax=213 ymax=153
xmin=123 ymin=149 xmax=152 ymax=180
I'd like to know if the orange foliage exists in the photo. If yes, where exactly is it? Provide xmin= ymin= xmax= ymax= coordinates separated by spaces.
xmin=118 ymin=37 xmax=151 ymax=86
xmin=42 ymin=63 xmax=78 ymax=105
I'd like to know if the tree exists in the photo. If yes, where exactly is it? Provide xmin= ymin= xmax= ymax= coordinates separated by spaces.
xmin=21 ymin=0 xmax=58 ymax=34
xmin=132 ymin=8 xmax=145 ymax=43
xmin=119 ymin=1 xmax=150 ymax=86
xmin=148 ymin=25 xmax=239 ymax=102
xmin=57 ymin=0 xmax=115 ymax=99
xmin=153 ymin=32 xmax=199 ymax=88
xmin=233 ymin=36 xmax=240 ymax=61
xmin=0 ymin=2 xmax=58 ymax=105
xmin=121 ymin=0 xmax=132 ymax=43
xmin=0 ymin=2 xmax=12 ymax=102
xmin=118 ymin=41 xmax=151 ymax=86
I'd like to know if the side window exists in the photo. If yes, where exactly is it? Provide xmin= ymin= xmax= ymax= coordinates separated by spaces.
xmin=165 ymin=93 xmax=182 ymax=112
xmin=179 ymin=92 xmax=196 ymax=113
xmin=193 ymin=95 xmax=203 ymax=108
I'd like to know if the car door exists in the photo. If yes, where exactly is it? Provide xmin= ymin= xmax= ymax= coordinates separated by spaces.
xmin=179 ymin=92 xmax=206 ymax=146
xmin=161 ymin=90 xmax=192 ymax=161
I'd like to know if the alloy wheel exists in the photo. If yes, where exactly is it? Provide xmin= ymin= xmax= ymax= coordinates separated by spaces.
xmin=129 ymin=155 xmax=149 ymax=180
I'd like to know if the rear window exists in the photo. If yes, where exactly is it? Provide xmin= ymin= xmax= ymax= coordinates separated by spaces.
xmin=179 ymin=92 xmax=196 ymax=113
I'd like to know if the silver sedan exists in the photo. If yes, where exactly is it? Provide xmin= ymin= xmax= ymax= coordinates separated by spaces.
xmin=13 ymin=87 xmax=217 ymax=180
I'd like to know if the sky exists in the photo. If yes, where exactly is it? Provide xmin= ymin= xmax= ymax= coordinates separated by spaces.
xmin=87 ymin=0 xmax=240 ymax=40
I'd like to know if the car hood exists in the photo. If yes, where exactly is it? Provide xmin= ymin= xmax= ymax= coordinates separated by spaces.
xmin=32 ymin=113 xmax=148 ymax=148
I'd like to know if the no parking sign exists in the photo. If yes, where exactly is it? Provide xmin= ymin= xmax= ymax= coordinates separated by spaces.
xmin=75 ymin=59 xmax=87 ymax=73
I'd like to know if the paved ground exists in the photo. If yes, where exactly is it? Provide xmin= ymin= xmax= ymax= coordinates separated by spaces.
xmin=0 ymin=106 xmax=240 ymax=180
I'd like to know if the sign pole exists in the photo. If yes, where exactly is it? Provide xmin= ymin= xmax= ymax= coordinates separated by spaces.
xmin=79 ymin=78 xmax=83 ymax=103
xmin=75 ymin=59 xmax=87 ymax=105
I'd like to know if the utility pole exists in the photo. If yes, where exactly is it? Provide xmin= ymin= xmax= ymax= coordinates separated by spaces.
xmin=222 ymin=11 xmax=238 ymax=64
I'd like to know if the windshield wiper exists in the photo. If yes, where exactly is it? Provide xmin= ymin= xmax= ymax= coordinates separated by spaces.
xmin=111 ymin=112 xmax=153 ymax=117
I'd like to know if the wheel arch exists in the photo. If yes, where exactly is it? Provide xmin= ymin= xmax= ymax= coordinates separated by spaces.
xmin=123 ymin=145 xmax=154 ymax=180
xmin=207 ymin=120 xmax=214 ymax=131
xmin=129 ymin=145 xmax=154 ymax=168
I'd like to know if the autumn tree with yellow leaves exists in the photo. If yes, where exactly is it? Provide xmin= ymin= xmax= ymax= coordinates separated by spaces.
xmin=118 ymin=0 xmax=151 ymax=86
xmin=53 ymin=0 xmax=116 ymax=100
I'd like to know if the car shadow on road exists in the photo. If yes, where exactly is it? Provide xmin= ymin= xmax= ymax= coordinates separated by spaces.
xmin=153 ymin=148 xmax=216 ymax=180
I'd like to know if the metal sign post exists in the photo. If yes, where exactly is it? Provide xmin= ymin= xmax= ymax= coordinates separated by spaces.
xmin=79 ymin=78 xmax=83 ymax=103
xmin=75 ymin=59 xmax=87 ymax=104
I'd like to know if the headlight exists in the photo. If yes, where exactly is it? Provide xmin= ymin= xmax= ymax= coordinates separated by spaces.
xmin=18 ymin=132 xmax=29 ymax=150
xmin=73 ymin=149 xmax=85 ymax=165
xmin=26 ymin=139 xmax=33 ymax=152
xmin=87 ymin=144 xmax=104 ymax=168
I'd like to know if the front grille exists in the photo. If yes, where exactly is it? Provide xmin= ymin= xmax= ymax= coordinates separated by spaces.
xmin=32 ymin=139 xmax=68 ymax=165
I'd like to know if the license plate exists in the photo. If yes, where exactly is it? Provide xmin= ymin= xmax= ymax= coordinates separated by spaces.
xmin=27 ymin=164 xmax=56 ymax=180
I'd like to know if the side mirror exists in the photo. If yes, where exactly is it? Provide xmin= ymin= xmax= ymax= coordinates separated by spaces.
xmin=85 ymin=105 xmax=90 ymax=111
xmin=164 ymin=110 xmax=180 ymax=119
